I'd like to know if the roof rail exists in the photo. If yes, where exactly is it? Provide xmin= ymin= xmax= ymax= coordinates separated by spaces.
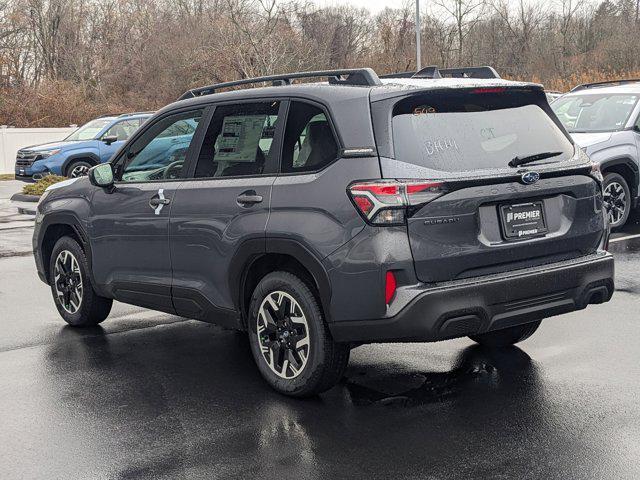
xmin=439 ymin=66 xmax=500 ymax=79
xmin=380 ymin=65 xmax=500 ymax=80
xmin=379 ymin=71 xmax=416 ymax=79
xmin=379 ymin=66 xmax=443 ymax=79
xmin=117 ymin=111 xmax=154 ymax=117
xmin=413 ymin=66 xmax=442 ymax=79
xmin=570 ymin=79 xmax=640 ymax=92
xmin=178 ymin=68 xmax=382 ymax=101
xmin=96 ymin=113 xmax=120 ymax=118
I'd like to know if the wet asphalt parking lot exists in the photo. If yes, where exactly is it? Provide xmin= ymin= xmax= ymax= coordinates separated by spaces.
xmin=1 ymin=186 xmax=640 ymax=479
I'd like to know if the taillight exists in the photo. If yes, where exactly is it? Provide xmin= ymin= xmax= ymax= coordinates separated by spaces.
xmin=348 ymin=180 xmax=447 ymax=225
xmin=385 ymin=271 xmax=397 ymax=305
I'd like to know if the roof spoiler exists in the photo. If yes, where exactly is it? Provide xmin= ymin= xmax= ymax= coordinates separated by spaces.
xmin=380 ymin=65 xmax=500 ymax=80
xmin=178 ymin=68 xmax=382 ymax=101
xmin=571 ymin=79 xmax=640 ymax=92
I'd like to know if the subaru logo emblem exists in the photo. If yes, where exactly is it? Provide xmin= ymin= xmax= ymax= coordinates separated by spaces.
xmin=521 ymin=171 xmax=540 ymax=185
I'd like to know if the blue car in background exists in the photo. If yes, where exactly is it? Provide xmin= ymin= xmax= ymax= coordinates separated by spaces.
xmin=15 ymin=112 xmax=152 ymax=179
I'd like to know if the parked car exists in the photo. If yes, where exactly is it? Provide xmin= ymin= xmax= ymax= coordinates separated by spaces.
xmin=545 ymin=90 xmax=564 ymax=103
xmin=15 ymin=112 xmax=152 ymax=179
xmin=552 ymin=79 xmax=640 ymax=228
xmin=33 ymin=67 xmax=614 ymax=397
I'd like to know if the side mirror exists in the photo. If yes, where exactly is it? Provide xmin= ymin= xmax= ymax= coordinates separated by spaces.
xmin=88 ymin=163 xmax=115 ymax=189
xmin=102 ymin=135 xmax=118 ymax=145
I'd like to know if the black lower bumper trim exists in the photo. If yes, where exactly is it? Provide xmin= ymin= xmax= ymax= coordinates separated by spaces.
xmin=329 ymin=252 xmax=614 ymax=343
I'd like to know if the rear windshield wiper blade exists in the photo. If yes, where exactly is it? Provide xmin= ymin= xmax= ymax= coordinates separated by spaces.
xmin=508 ymin=151 xmax=563 ymax=168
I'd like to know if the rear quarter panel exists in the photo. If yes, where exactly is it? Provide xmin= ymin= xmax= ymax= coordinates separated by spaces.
xmin=267 ymin=156 xmax=380 ymax=260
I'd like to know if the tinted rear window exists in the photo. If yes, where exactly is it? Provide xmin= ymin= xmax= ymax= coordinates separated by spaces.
xmin=388 ymin=90 xmax=574 ymax=175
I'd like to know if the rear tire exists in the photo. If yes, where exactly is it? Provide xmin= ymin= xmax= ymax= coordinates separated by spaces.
xmin=247 ymin=271 xmax=350 ymax=397
xmin=49 ymin=236 xmax=112 ymax=326
xmin=469 ymin=320 xmax=541 ymax=348
xmin=603 ymin=172 xmax=631 ymax=230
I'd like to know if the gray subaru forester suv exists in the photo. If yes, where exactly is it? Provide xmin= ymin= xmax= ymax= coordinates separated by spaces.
xmin=33 ymin=67 xmax=614 ymax=397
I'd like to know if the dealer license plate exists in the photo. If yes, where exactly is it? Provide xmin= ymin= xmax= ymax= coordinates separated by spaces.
xmin=500 ymin=201 xmax=547 ymax=239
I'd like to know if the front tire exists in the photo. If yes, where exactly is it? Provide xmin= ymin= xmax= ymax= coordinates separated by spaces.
xmin=247 ymin=271 xmax=350 ymax=397
xmin=66 ymin=160 xmax=93 ymax=178
xmin=49 ymin=236 xmax=112 ymax=326
xmin=603 ymin=172 xmax=631 ymax=230
xmin=469 ymin=320 xmax=541 ymax=347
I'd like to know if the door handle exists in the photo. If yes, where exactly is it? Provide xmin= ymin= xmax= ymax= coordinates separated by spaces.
xmin=149 ymin=197 xmax=170 ymax=207
xmin=149 ymin=189 xmax=171 ymax=215
xmin=237 ymin=191 xmax=263 ymax=206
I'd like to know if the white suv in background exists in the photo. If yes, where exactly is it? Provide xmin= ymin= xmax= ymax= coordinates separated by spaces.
xmin=552 ymin=79 xmax=640 ymax=229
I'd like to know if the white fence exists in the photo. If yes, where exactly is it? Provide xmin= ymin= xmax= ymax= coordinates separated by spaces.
xmin=0 ymin=127 xmax=76 ymax=174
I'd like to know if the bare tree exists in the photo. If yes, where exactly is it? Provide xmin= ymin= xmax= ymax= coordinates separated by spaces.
xmin=3 ymin=0 xmax=640 ymax=126
xmin=432 ymin=0 xmax=486 ymax=64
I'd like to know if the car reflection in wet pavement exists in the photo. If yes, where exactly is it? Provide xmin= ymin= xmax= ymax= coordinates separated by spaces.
xmin=37 ymin=324 xmax=552 ymax=479
xmin=2 ymin=217 xmax=640 ymax=478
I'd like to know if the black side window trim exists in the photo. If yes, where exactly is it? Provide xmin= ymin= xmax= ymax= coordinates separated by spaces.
xmin=111 ymin=106 xmax=210 ymax=183
xmin=278 ymin=98 xmax=342 ymax=176
xmin=182 ymin=99 xmax=288 ymax=180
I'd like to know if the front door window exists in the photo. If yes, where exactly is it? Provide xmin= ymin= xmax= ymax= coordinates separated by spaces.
xmin=118 ymin=110 xmax=203 ymax=182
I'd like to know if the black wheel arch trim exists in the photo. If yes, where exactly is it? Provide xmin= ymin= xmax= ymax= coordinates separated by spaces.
xmin=36 ymin=212 xmax=102 ymax=293
xmin=229 ymin=237 xmax=333 ymax=328
xmin=600 ymin=157 xmax=639 ymax=198
xmin=62 ymin=153 xmax=100 ymax=176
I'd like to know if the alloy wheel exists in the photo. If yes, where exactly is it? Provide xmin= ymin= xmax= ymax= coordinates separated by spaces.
xmin=70 ymin=164 xmax=90 ymax=178
xmin=603 ymin=181 xmax=627 ymax=227
xmin=256 ymin=291 xmax=310 ymax=379
xmin=53 ymin=250 xmax=83 ymax=314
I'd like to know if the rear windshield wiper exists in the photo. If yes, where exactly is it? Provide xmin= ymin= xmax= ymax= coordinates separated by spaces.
xmin=508 ymin=151 xmax=563 ymax=168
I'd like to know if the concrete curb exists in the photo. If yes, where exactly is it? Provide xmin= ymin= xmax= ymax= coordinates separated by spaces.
xmin=9 ymin=193 xmax=38 ymax=215
xmin=10 ymin=193 xmax=39 ymax=203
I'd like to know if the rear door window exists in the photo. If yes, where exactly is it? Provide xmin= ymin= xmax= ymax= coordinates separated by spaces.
xmin=387 ymin=90 xmax=574 ymax=176
xmin=281 ymin=101 xmax=339 ymax=173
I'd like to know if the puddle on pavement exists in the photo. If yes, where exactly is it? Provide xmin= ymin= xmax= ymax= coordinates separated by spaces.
xmin=343 ymin=345 xmax=534 ymax=407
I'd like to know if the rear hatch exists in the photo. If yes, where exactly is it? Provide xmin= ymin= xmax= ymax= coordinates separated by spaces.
xmin=370 ymin=85 xmax=605 ymax=283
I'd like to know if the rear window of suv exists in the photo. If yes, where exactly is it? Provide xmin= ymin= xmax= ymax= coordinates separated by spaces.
xmin=387 ymin=90 xmax=574 ymax=176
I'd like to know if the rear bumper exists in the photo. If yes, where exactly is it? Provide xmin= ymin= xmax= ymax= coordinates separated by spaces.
xmin=329 ymin=252 xmax=614 ymax=343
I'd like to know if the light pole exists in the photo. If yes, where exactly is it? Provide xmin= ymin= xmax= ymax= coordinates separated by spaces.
xmin=415 ymin=0 xmax=421 ymax=70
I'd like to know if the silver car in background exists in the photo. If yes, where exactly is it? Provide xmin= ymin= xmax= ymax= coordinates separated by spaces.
xmin=552 ymin=79 xmax=640 ymax=228
xmin=546 ymin=90 xmax=564 ymax=103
